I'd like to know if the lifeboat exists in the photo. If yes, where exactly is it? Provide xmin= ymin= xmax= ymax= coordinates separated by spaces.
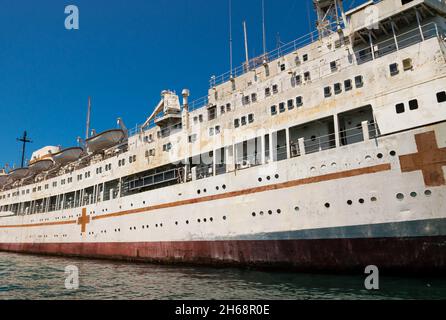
xmin=0 ymin=171 xmax=8 ymax=186
xmin=52 ymin=147 xmax=84 ymax=166
xmin=29 ymin=158 xmax=54 ymax=173
xmin=85 ymin=129 xmax=125 ymax=154
xmin=7 ymin=167 xmax=30 ymax=182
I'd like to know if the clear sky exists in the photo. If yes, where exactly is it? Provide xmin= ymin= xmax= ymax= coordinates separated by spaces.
xmin=0 ymin=0 xmax=361 ymax=168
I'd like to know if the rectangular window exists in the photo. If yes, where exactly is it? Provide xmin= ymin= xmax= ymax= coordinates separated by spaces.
xmin=295 ymin=75 xmax=302 ymax=85
xmin=226 ymin=103 xmax=231 ymax=111
xmin=389 ymin=63 xmax=399 ymax=76
xmin=272 ymin=85 xmax=278 ymax=94
xmin=251 ymin=93 xmax=257 ymax=103
xmin=296 ymin=96 xmax=303 ymax=107
xmin=344 ymin=79 xmax=352 ymax=91
xmin=330 ymin=61 xmax=337 ymax=72
xmin=279 ymin=102 xmax=286 ymax=113
xmin=324 ymin=86 xmax=332 ymax=98
xmin=242 ymin=96 xmax=250 ymax=105
xmin=355 ymin=75 xmax=364 ymax=88
xmin=287 ymin=99 xmax=294 ymax=110
xmin=334 ymin=83 xmax=342 ymax=95
xmin=437 ymin=91 xmax=446 ymax=103
xmin=395 ymin=103 xmax=405 ymax=114
xmin=303 ymin=54 xmax=308 ymax=61
xmin=304 ymin=72 xmax=311 ymax=81
xmin=220 ymin=105 xmax=225 ymax=114
xmin=188 ymin=134 xmax=197 ymax=143
xmin=241 ymin=116 xmax=247 ymax=126
xmin=265 ymin=87 xmax=271 ymax=97
xmin=208 ymin=106 xmax=217 ymax=120
xmin=209 ymin=127 xmax=214 ymax=136
xmin=280 ymin=64 xmax=286 ymax=71
xmin=271 ymin=105 xmax=277 ymax=115
xmin=234 ymin=118 xmax=240 ymax=128
xmin=248 ymin=114 xmax=254 ymax=123
xmin=215 ymin=125 xmax=221 ymax=134
xmin=409 ymin=99 xmax=418 ymax=110
xmin=198 ymin=114 xmax=203 ymax=122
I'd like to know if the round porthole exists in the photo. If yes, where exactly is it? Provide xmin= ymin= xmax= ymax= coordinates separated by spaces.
xmin=390 ymin=150 xmax=396 ymax=156
xmin=371 ymin=197 xmax=377 ymax=202
xmin=324 ymin=203 xmax=330 ymax=208
xmin=223 ymin=216 xmax=227 ymax=220
xmin=396 ymin=193 xmax=404 ymax=200
xmin=275 ymin=174 xmax=279 ymax=179
xmin=252 ymin=212 xmax=256 ymax=217
xmin=258 ymin=178 xmax=262 ymax=182
xmin=259 ymin=211 xmax=264 ymax=216
xmin=347 ymin=200 xmax=353 ymax=205
xmin=294 ymin=207 xmax=299 ymax=212
xmin=424 ymin=190 xmax=432 ymax=197
xmin=359 ymin=198 xmax=364 ymax=204
xmin=410 ymin=192 xmax=417 ymax=198
xmin=377 ymin=153 xmax=383 ymax=159
xmin=277 ymin=209 xmax=281 ymax=214
xmin=268 ymin=210 xmax=272 ymax=215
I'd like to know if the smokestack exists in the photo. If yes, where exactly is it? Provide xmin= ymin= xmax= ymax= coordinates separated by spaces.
xmin=85 ymin=97 xmax=91 ymax=140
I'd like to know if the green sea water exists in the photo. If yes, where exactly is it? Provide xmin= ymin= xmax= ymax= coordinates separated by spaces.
xmin=0 ymin=251 xmax=445 ymax=300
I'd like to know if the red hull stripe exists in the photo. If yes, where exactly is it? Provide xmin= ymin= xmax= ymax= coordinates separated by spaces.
xmin=0 ymin=163 xmax=391 ymax=229
xmin=0 ymin=236 xmax=444 ymax=273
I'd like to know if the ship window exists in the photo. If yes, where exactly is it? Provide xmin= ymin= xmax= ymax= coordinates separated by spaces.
xmin=220 ymin=105 xmax=225 ymax=114
xmin=330 ymin=61 xmax=337 ymax=72
xmin=287 ymin=99 xmax=294 ymax=110
xmin=324 ymin=86 xmax=332 ymax=97
xmin=295 ymin=75 xmax=302 ymax=85
xmin=355 ymin=75 xmax=364 ymax=88
xmin=209 ymin=127 xmax=214 ymax=136
xmin=198 ymin=114 xmax=203 ymax=122
xmin=296 ymin=96 xmax=303 ymax=107
xmin=389 ymin=63 xmax=399 ymax=76
xmin=265 ymin=87 xmax=271 ymax=97
xmin=303 ymin=54 xmax=308 ymax=61
xmin=272 ymin=85 xmax=278 ymax=94
xmin=188 ymin=134 xmax=197 ymax=143
xmin=403 ymin=58 xmax=413 ymax=71
xmin=251 ymin=93 xmax=257 ymax=103
xmin=344 ymin=79 xmax=352 ymax=91
xmin=279 ymin=102 xmax=286 ymax=113
xmin=271 ymin=105 xmax=277 ymax=115
xmin=234 ymin=118 xmax=240 ymax=128
xmin=437 ymin=91 xmax=446 ymax=103
xmin=334 ymin=83 xmax=342 ymax=94
xmin=215 ymin=125 xmax=221 ymax=134
xmin=304 ymin=71 xmax=311 ymax=81
xmin=226 ymin=103 xmax=231 ymax=111
xmin=208 ymin=106 xmax=217 ymax=120
xmin=248 ymin=114 xmax=254 ymax=123
xmin=409 ymin=99 xmax=418 ymax=110
xmin=242 ymin=96 xmax=250 ymax=105
xmin=395 ymin=103 xmax=405 ymax=114
xmin=241 ymin=116 xmax=247 ymax=126
xmin=280 ymin=64 xmax=286 ymax=71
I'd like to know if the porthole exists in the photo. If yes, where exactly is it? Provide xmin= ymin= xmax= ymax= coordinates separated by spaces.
xmin=396 ymin=193 xmax=404 ymax=200
xmin=425 ymin=190 xmax=432 ymax=197
xmin=347 ymin=200 xmax=353 ymax=205
xmin=252 ymin=212 xmax=256 ymax=217
xmin=160 ymin=223 xmax=163 ymax=227
xmin=294 ymin=207 xmax=299 ymax=212
xmin=324 ymin=203 xmax=330 ymax=208
xmin=186 ymin=220 xmax=189 ymax=224
xmin=267 ymin=176 xmax=271 ymax=180
xmin=210 ymin=217 xmax=214 ymax=222
xmin=371 ymin=197 xmax=377 ymax=202
xmin=275 ymin=174 xmax=279 ymax=179
xmin=216 ymin=186 xmax=219 ymax=190
xmin=155 ymin=224 xmax=158 ymax=227
xmin=203 ymin=218 xmax=207 ymax=222
xmin=197 ymin=219 xmax=201 ymax=223
xmin=223 ymin=216 xmax=227 ymax=220
xmin=146 ymin=225 xmax=149 ymax=229
xmin=377 ymin=153 xmax=383 ymax=159
xmin=359 ymin=198 xmax=364 ymax=204
xmin=268 ymin=210 xmax=272 ymax=215
xmin=175 ymin=221 xmax=178 ymax=225
xmin=389 ymin=150 xmax=396 ymax=156
xmin=277 ymin=209 xmax=281 ymax=214
xmin=222 ymin=185 xmax=226 ymax=189
xmin=197 ymin=190 xmax=201 ymax=194
xmin=260 ymin=211 xmax=264 ymax=215
xmin=258 ymin=178 xmax=262 ymax=182
xmin=410 ymin=192 xmax=417 ymax=198
xmin=203 ymin=189 xmax=207 ymax=193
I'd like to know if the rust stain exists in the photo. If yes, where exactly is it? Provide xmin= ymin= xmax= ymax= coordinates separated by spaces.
xmin=399 ymin=131 xmax=446 ymax=187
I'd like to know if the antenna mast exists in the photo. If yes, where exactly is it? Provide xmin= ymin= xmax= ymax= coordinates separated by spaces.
xmin=262 ymin=0 xmax=266 ymax=57
xmin=17 ymin=131 xmax=32 ymax=168
xmin=229 ymin=0 xmax=233 ymax=77
xmin=243 ymin=21 xmax=249 ymax=71
xmin=85 ymin=96 xmax=91 ymax=140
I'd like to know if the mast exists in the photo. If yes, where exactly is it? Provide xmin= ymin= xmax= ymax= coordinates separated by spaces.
xmin=85 ymin=96 xmax=91 ymax=140
xmin=16 ymin=131 xmax=32 ymax=168
xmin=243 ymin=21 xmax=249 ymax=71
xmin=229 ymin=0 xmax=233 ymax=77
xmin=262 ymin=0 xmax=266 ymax=57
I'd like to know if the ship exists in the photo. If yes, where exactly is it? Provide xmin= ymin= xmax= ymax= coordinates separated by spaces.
xmin=1 ymin=0 xmax=446 ymax=273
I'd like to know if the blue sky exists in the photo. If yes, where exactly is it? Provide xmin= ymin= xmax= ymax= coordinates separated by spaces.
xmin=0 ymin=0 xmax=361 ymax=168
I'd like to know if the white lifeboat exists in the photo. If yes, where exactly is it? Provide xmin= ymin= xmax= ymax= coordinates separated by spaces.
xmin=7 ymin=167 xmax=30 ymax=182
xmin=0 ymin=171 xmax=8 ymax=186
xmin=29 ymin=158 xmax=54 ymax=173
xmin=86 ymin=129 xmax=125 ymax=154
xmin=52 ymin=147 xmax=84 ymax=166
